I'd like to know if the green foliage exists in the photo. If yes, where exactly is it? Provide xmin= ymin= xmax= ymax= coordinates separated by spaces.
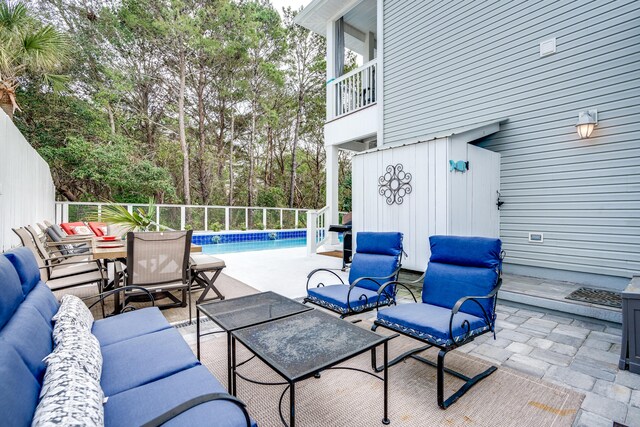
xmin=18 ymin=0 xmax=336 ymax=211
xmin=210 ymin=222 xmax=223 ymax=232
xmin=95 ymin=198 xmax=165 ymax=232
xmin=0 ymin=1 xmax=71 ymax=116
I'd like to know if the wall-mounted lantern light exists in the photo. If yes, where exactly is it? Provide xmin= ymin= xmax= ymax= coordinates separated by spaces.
xmin=575 ymin=109 xmax=597 ymax=139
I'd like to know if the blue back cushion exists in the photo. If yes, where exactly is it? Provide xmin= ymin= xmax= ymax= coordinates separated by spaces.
xmin=422 ymin=236 xmax=501 ymax=319
xmin=0 ymin=256 xmax=24 ymax=330
xmin=0 ymin=304 xmax=53 ymax=382
xmin=0 ymin=344 xmax=40 ymax=426
xmin=23 ymin=281 xmax=59 ymax=325
xmin=4 ymin=247 xmax=41 ymax=295
xmin=349 ymin=232 xmax=403 ymax=292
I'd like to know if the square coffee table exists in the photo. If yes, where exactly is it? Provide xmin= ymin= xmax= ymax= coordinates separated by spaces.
xmin=197 ymin=291 xmax=312 ymax=392
xmin=231 ymin=309 xmax=395 ymax=426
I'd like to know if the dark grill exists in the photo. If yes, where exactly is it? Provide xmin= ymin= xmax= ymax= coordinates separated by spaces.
xmin=566 ymin=287 xmax=622 ymax=309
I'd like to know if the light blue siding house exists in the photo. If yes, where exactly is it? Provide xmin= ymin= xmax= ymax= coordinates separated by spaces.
xmin=296 ymin=0 xmax=640 ymax=291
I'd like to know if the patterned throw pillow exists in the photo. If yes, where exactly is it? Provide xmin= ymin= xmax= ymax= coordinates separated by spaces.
xmin=71 ymin=225 xmax=93 ymax=235
xmin=53 ymin=295 xmax=94 ymax=330
xmin=32 ymin=363 xmax=104 ymax=427
xmin=44 ymin=331 xmax=102 ymax=382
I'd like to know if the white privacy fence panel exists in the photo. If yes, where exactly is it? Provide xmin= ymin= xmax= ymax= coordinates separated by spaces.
xmin=0 ymin=111 xmax=56 ymax=251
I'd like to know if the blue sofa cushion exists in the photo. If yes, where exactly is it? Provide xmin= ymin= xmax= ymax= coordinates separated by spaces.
xmin=0 ymin=305 xmax=53 ymax=381
xmin=100 ymin=328 xmax=200 ymax=396
xmin=105 ymin=366 xmax=255 ymax=427
xmin=23 ymin=281 xmax=59 ymax=325
xmin=0 ymin=256 xmax=24 ymax=330
xmin=307 ymin=284 xmax=391 ymax=314
xmin=0 ymin=344 xmax=41 ymax=427
xmin=356 ymin=232 xmax=403 ymax=257
xmin=429 ymin=235 xmax=501 ymax=269
xmin=376 ymin=303 xmax=490 ymax=347
xmin=92 ymin=307 xmax=171 ymax=347
xmin=4 ymin=247 xmax=41 ymax=295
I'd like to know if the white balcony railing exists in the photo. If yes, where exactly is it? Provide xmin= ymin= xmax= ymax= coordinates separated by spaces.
xmin=328 ymin=59 xmax=377 ymax=120
xmin=306 ymin=206 xmax=329 ymax=255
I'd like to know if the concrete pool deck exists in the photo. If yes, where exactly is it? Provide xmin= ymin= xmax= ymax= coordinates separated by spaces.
xmin=216 ymin=246 xmax=348 ymax=299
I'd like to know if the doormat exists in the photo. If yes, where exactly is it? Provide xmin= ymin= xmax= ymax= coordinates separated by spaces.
xmin=566 ymin=287 xmax=622 ymax=308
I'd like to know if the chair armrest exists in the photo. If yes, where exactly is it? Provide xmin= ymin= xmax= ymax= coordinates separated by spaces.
xmin=374 ymin=279 xmax=419 ymax=310
xmin=448 ymin=278 xmax=502 ymax=344
xmin=84 ymin=286 xmax=155 ymax=310
xmin=140 ymin=393 xmax=250 ymax=427
xmin=306 ymin=268 xmax=345 ymax=291
xmin=450 ymin=278 xmax=502 ymax=316
xmin=349 ymin=266 xmax=402 ymax=291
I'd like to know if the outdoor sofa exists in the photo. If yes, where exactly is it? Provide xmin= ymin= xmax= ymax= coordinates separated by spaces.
xmin=0 ymin=247 xmax=254 ymax=427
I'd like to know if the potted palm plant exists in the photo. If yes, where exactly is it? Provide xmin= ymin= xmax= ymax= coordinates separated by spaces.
xmin=0 ymin=2 xmax=70 ymax=119
xmin=92 ymin=198 xmax=167 ymax=235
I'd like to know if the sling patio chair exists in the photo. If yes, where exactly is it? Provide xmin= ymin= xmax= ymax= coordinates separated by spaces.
xmin=122 ymin=230 xmax=194 ymax=322
xmin=14 ymin=227 xmax=100 ymax=279
xmin=371 ymin=235 xmax=504 ymax=409
xmin=304 ymin=231 xmax=404 ymax=318
xmin=12 ymin=228 xmax=107 ymax=293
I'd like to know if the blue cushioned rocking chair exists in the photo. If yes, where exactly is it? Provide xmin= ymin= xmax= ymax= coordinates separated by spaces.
xmin=372 ymin=235 xmax=504 ymax=409
xmin=304 ymin=232 xmax=403 ymax=318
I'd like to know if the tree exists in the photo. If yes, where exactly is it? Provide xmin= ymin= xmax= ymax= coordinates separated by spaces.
xmin=283 ymin=7 xmax=325 ymax=207
xmin=0 ymin=1 xmax=71 ymax=119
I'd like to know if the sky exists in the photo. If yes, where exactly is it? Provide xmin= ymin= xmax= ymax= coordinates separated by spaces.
xmin=271 ymin=0 xmax=313 ymax=15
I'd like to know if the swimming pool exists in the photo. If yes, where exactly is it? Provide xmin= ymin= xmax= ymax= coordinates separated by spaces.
xmin=201 ymin=237 xmax=307 ymax=254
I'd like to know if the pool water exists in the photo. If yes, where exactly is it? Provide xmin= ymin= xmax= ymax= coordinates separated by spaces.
xmin=202 ymin=237 xmax=307 ymax=254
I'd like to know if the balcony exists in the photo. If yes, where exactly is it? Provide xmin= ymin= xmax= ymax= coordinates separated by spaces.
xmin=328 ymin=59 xmax=377 ymax=121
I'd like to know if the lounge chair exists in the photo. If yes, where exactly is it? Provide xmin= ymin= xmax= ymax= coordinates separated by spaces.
xmin=12 ymin=227 xmax=106 ymax=292
xmin=372 ymin=235 xmax=504 ymax=409
xmin=122 ymin=231 xmax=193 ymax=321
xmin=304 ymin=231 xmax=403 ymax=318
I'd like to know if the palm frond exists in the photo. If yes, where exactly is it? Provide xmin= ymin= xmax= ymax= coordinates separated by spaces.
xmin=0 ymin=2 xmax=28 ymax=32
xmin=21 ymin=25 xmax=71 ymax=72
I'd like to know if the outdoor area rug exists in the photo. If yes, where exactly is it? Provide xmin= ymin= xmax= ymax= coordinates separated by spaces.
xmin=185 ymin=321 xmax=584 ymax=427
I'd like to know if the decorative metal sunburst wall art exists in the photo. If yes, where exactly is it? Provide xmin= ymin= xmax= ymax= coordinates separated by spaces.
xmin=378 ymin=164 xmax=412 ymax=205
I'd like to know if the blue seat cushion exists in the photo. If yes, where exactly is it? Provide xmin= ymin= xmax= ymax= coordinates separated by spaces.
xmin=307 ymin=284 xmax=391 ymax=314
xmin=0 ymin=255 xmax=24 ymax=329
xmin=100 ymin=328 xmax=200 ymax=396
xmin=92 ymin=307 xmax=171 ymax=347
xmin=376 ymin=303 xmax=490 ymax=347
xmin=22 ymin=281 xmax=59 ymax=325
xmin=4 ymin=247 xmax=41 ymax=295
xmin=0 ymin=345 xmax=40 ymax=427
xmin=105 ymin=366 xmax=255 ymax=427
xmin=0 ymin=305 xmax=53 ymax=381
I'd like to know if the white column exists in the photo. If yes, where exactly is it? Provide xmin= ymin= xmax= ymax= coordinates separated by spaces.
xmin=326 ymin=20 xmax=336 ymax=121
xmin=364 ymin=31 xmax=375 ymax=62
xmin=326 ymin=144 xmax=340 ymax=245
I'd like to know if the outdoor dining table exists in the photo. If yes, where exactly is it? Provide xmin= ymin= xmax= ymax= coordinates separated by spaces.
xmin=90 ymin=238 xmax=202 ymax=260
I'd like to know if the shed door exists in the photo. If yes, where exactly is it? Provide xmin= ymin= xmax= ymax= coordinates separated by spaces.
xmin=467 ymin=144 xmax=501 ymax=238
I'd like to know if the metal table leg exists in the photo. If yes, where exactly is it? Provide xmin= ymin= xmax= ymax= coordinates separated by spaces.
xmin=383 ymin=341 xmax=390 ymax=425
xmin=227 ymin=332 xmax=233 ymax=393
xmin=290 ymin=381 xmax=296 ymax=427
xmin=196 ymin=311 xmax=201 ymax=360
xmin=231 ymin=336 xmax=237 ymax=397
